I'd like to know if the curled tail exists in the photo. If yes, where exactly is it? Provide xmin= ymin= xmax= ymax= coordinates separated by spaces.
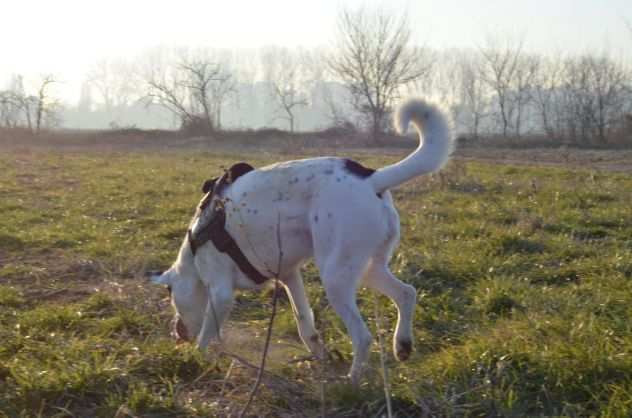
xmin=370 ymin=99 xmax=453 ymax=194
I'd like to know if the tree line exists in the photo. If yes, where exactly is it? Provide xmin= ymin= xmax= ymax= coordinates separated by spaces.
xmin=2 ymin=7 xmax=631 ymax=145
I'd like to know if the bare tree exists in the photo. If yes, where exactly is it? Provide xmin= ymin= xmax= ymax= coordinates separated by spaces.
xmin=34 ymin=75 xmax=59 ymax=134
xmin=2 ymin=75 xmax=35 ymax=130
xmin=479 ymin=36 xmax=525 ymax=137
xmin=87 ymin=58 xmax=141 ymax=123
xmin=179 ymin=59 xmax=219 ymax=133
xmin=143 ymin=49 xmax=230 ymax=135
xmin=261 ymin=47 xmax=308 ymax=132
xmin=292 ymin=48 xmax=353 ymax=129
xmin=206 ymin=52 xmax=237 ymax=131
xmin=145 ymin=64 xmax=195 ymax=128
xmin=209 ymin=70 xmax=236 ymax=130
xmin=458 ymin=51 xmax=490 ymax=140
xmin=431 ymin=50 xmax=463 ymax=126
xmin=321 ymin=81 xmax=355 ymax=129
xmin=511 ymin=54 xmax=539 ymax=137
xmin=531 ymin=54 xmax=564 ymax=138
xmin=299 ymin=48 xmax=343 ymax=130
xmin=0 ymin=74 xmax=62 ymax=133
xmin=329 ymin=6 xmax=431 ymax=140
xmin=88 ymin=59 xmax=116 ymax=112
xmin=229 ymin=51 xmax=258 ymax=129
xmin=584 ymin=55 xmax=630 ymax=143
xmin=0 ymin=90 xmax=21 ymax=128
xmin=561 ymin=53 xmax=631 ymax=144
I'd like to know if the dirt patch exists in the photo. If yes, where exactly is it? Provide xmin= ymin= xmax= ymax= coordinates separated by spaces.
xmin=0 ymin=247 xmax=153 ymax=306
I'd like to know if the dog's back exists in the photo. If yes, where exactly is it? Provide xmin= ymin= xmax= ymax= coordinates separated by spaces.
xmin=221 ymin=157 xmax=395 ymax=280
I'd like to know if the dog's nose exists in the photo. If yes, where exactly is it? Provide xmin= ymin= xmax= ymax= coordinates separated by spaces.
xmin=144 ymin=270 xmax=164 ymax=278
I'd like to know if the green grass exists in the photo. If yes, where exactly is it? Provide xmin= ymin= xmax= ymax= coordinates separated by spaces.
xmin=1 ymin=148 xmax=632 ymax=417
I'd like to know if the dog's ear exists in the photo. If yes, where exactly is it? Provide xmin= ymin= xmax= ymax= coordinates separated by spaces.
xmin=202 ymin=177 xmax=218 ymax=194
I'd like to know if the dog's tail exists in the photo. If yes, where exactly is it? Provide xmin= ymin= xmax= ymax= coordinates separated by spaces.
xmin=370 ymin=99 xmax=453 ymax=194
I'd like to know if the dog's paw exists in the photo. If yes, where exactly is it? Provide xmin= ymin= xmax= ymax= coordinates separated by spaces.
xmin=347 ymin=369 xmax=362 ymax=388
xmin=395 ymin=339 xmax=413 ymax=361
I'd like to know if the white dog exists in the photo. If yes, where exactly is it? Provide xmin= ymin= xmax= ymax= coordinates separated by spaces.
xmin=150 ymin=99 xmax=452 ymax=384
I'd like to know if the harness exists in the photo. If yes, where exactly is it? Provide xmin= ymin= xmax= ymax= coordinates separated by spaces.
xmin=187 ymin=162 xmax=270 ymax=285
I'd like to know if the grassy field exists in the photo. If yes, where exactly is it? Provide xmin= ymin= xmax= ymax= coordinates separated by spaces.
xmin=1 ymin=146 xmax=631 ymax=417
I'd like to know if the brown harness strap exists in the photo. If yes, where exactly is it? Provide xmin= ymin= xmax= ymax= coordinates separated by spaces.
xmin=188 ymin=163 xmax=270 ymax=285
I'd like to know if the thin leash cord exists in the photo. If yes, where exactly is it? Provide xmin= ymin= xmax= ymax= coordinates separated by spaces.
xmin=238 ymin=214 xmax=283 ymax=418
xmin=238 ymin=278 xmax=280 ymax=418
xmin=374 ymin=296 xmax=393 ymax=418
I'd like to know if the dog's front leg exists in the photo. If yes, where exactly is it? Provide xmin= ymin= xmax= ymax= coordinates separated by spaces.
xmin=281 ymin=269 xmax=325 ymax=358
xmin=197 ymin=283 xmax=234 ymax=350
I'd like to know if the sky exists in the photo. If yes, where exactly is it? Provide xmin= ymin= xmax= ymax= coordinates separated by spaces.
xmin=1 ymin=0 xmax=630 ymax=102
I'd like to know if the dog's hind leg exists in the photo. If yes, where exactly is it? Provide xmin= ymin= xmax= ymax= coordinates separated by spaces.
xmin=363 ymin=261 xmax=417 ymax=361
xmin=281 ymin=268 xmax=325 ymax=358
xmin=319 ymin=255 xmax=373 ymax=386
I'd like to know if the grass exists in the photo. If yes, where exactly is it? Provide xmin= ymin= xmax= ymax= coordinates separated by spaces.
xmin=1 ymin=147 xmax=631 ymax=417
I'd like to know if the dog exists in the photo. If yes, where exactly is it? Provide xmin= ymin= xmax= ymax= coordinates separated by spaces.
xmin=150 ymin=98 xmax=453 ymax=384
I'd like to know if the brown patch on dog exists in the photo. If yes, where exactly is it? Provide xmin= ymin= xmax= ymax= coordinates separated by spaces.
xmin=343 ymin=159 xmax=375 ymax=178
xmin=343 ymin=159 xmax=382 ymax=198
xmin=202 ymin=177 xmax=218 ymax=194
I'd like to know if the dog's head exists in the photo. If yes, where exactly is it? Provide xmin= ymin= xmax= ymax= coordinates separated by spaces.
xmin=148 ymin=175 xmax=234 ymax=345
xmin=149 ymin=268 xmax=208 ymax=344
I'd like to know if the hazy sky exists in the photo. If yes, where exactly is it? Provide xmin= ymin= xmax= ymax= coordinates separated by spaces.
xmin=2 ymin=0 xmax=630 ymax=102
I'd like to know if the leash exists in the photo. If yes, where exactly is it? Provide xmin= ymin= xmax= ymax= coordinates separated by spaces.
xmin=238 ymin=214 xmax=284 ymax=418
xmin=238 ymin=278 xmax=280 ymax=418
xmin=191 ymin=167 xmax=285 ymax=415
